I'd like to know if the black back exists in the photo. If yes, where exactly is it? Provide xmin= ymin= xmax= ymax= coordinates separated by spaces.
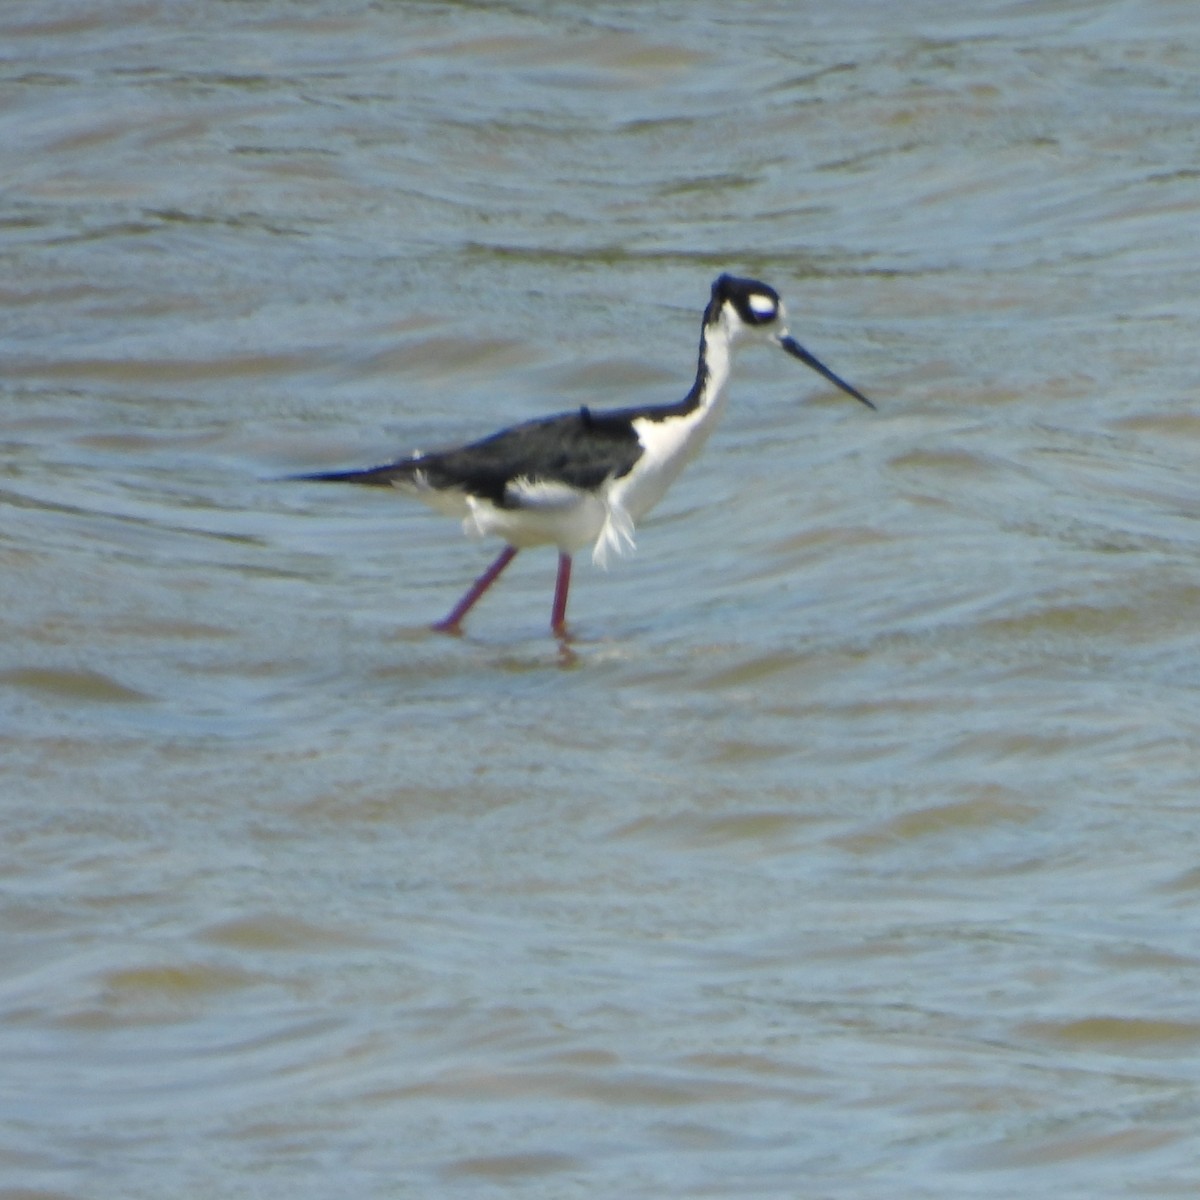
xmin=296 ymin=405 xmax=645 ymax=507
xmin=413 ymin=407 xmax=644 ymax=506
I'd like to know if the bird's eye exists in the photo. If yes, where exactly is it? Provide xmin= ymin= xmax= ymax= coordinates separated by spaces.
xmin=746 ymin=293 xmax=777 ymax=321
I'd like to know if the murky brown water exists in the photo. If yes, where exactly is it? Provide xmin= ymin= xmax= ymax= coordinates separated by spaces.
xmin=4 ymin=2 xmax=1200 ymax=1197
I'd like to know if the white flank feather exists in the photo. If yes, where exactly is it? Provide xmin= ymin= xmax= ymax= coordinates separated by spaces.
xmin=592 ymin=495 xmax=636 ymax=568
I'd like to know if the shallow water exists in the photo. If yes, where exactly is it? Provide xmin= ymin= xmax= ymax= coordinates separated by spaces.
xmin=4 ymin=2 xmax=1200 ymax=1197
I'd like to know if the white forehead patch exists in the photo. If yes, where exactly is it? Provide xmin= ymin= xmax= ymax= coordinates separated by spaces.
xmin=747 ymin=292 xmax=777 ymax=318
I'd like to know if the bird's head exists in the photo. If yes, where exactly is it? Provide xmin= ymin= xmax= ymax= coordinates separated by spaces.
xmin=706 ymin=274 xmax=875 ymax=409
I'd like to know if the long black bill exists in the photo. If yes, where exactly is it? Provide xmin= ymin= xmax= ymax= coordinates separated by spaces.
xmin=777 ymin=334 xmax=875 ymax=410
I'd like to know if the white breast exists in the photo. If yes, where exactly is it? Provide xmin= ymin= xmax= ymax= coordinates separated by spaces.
xmin=611 ymin=397 xmax=728 ymax=526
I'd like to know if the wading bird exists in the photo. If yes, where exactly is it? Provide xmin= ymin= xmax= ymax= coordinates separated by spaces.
xmin=293 ymin=274 xmax=873 ymax=637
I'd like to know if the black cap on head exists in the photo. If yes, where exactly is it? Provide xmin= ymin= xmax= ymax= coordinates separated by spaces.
xmin=707 ymin=274 xmax=781 ymax=327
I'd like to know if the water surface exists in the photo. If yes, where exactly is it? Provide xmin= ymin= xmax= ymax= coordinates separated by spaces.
xmin=3 ymin=2 xmax=1200 ymax=1197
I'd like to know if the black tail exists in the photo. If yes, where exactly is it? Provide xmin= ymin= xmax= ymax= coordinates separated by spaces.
xmin=287 ymin=460 xmax=418 ymax=488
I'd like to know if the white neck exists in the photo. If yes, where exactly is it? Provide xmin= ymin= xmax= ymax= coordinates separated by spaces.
xmin=690 ymin=309 xmax=742 ymax=419
xmin=607 ymin=309 xmax=747 ymax=533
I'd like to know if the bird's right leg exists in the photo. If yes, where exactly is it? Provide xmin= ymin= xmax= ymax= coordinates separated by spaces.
xmin=432 ymin=545 xmax=519 ymax=635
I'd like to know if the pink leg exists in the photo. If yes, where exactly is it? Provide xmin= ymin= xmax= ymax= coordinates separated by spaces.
xmin=550 ymin=552 xmax=572 ymax=637
xmin=432 ymin=545 xmax=518 ymax=634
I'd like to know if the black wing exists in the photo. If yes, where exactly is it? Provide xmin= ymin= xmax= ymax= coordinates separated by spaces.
xmin=293 ymin=407 xmax=645 ymax=509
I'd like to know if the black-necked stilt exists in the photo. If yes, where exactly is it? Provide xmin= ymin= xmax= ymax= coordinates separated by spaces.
xmin=294 ymin=274 xmax=874 ymax=637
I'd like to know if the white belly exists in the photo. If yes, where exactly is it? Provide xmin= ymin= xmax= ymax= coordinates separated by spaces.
xmin=463 ymin=487 xmax=609 ymax=553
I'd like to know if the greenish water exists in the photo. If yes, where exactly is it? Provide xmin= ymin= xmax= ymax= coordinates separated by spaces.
xmin=3 ymin=2 xmax=1200 ymax=1197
